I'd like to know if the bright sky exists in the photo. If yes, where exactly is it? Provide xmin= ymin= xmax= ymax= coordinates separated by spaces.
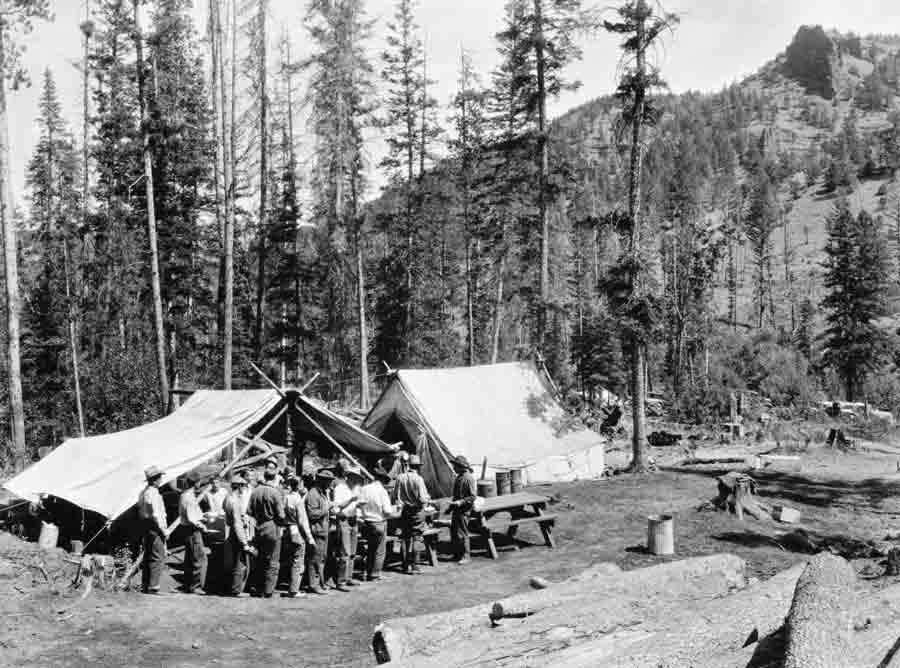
xmin=6 ymin=0 xmax=900 ymax=207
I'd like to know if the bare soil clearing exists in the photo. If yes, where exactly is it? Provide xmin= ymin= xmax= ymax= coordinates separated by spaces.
xmin=3 ymin=441 xmax=900 ymax=667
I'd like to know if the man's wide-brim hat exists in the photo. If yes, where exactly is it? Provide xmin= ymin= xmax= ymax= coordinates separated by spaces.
xmin=452 ymin=455 xmax=472 ymax=470
xmin=316 ymin=469 xmax=335 ymax=481
xmin=144 ymin=465 xmax=164 ymax=481
xmin=229 ymin=472 xmax=249 ymax=486
xmin=344 ymin=463 xmax=364 ymax=479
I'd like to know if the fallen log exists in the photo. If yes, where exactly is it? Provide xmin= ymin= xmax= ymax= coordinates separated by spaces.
xmin=372 ymin=561 xmax=622 ymax=664
xmin=377 ymin=554 xmax=748 ymax=666
xmin=395 ymin=562 xmax=802 ymax=668
xmin=488 ymin=552 xmax=745 ymax=621
xmin=783 ymin=553 xmax=857 ymax=668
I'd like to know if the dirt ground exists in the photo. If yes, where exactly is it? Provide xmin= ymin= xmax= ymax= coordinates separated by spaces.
xmin=4 ymin=439 xmax=900 ymax=668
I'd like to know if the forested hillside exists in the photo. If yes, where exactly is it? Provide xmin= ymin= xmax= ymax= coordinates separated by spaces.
xmin=3 ymin=1 xmax=900 ymax=465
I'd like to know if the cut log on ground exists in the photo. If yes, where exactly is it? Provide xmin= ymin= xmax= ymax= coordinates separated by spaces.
xmin=376 ymin=554 xmax=748 ymax=666
xmin=372 ymin=561 xmax=621 ymax=664
xmin=783 ymin=553 xmax=857 ymax=668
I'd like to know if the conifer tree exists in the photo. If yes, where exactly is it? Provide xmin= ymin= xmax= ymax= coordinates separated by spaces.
xmin=604 ymin=0 xmax=678 ymax=472
xmin=821 ymin=202 xmax=889 ymax=401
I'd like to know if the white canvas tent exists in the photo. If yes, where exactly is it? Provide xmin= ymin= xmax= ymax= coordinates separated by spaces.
xmin=362 ymin=361 xmax=607 ymax=497
xmin=4 ymin=389 xmax=396 ymax=520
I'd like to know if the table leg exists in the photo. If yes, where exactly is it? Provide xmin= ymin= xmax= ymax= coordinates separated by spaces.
xmin=535 ymin=505 xmax=555 ymax=549
xmin=485 ymin=530 xmax=499 ymax=559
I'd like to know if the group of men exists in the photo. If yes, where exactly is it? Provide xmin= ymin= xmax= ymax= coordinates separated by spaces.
xmin=136 ymin=450 xmax=478 ymax=597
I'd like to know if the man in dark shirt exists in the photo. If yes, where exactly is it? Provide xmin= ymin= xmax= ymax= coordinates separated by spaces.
xmin=305 ymin=469 xmax=333 ymax=594
xmin=449 ymin=455 xmax=477 ymax=565
xmin=248 ymin=459 xmax=285 ymax=597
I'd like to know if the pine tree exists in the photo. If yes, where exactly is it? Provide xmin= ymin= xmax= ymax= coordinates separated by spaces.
xmin=604 ymin=0 xmax=678 ymax=472
xmin=304 ymin=0 xmax=375 ymax=406
xmin=821 ymin=201 xmax=890 ymax=401
xmin=744 ymin=158 xmax=779 ymax=329
xmin=0 ymin=0 xmax=52 ymax=466
xmin=23 ymin=69 xmax=83 ymax=446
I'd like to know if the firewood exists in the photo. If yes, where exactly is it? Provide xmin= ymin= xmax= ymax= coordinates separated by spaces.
xmin=783 ymin=553 xmax=857 ymax=668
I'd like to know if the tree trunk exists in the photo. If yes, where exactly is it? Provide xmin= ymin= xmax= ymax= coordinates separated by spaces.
xmin=356 ymin=229 xmax=370 ymax=410
xmin=253 ymin=0 xmax=268 ymax=362
xmin=491 ymin=254 xmax=505 ymax=364
xmin=376 ymin=555 xmax=750 ymax=667
xmin=222 ymin=0 xmax=236 ymax=389
xmin=783 ymin=554 xmax=856 ymax=668
xmin=626 ymin=0 xmax=649 ymax=472
xmin=133 ymin=1 xmax=169 ymax=413
xmin=533 ymin=0 xmax=549 ymax=350
xmin=208 ymin=0 xmax=225 ymax=343
xmin=0 ymin=28 xmax=25 ymax=464
xmin=63 ymin=241 xmax=86 ymax=437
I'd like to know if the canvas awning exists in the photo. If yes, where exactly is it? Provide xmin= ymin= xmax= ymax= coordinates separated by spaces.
xmin=3 ymin=390 xmax=283 ymax=519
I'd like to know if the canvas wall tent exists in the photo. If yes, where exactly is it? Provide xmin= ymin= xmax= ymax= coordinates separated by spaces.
xmin=361 ymin=361 xmax=607 ymax=498
xmin=3 ymin=389 xmax=397 ymax=521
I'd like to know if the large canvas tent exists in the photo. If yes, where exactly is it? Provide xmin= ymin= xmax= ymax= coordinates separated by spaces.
xmin=362 ymin=361 xmax=607 ymax=497
xmin=4 ymin=389 xmax=396 ymax=520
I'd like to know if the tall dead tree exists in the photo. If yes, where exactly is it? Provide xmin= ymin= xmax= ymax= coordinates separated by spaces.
xmin=132 ymin=0 xmax=169 ymax=412
xmin=0 ymin=1 xmax=51 ymax=464
xmin=252 ymin=0 xmax=269 ymax=361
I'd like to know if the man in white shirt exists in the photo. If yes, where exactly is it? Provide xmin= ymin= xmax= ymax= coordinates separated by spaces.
xmin=204 ymin=475 xmax=228 ymax=515
xmin=282 ymin=476 xmax=313 ymax=598
xmin=332 ymin=461 xmax=364 ymax=590
xmin=223 ymin=472 xmax=254 ymax=596
xmin=358 ymin=465 xmax=397 ymax=581
xmin=179 ymin=474 xmax=209 ymax=594
xmin=137 ymin=465 xmax=168 ymax=594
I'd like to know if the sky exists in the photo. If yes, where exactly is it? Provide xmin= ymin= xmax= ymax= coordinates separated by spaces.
xmin=6 ymin=0 xmax=900 ymax=208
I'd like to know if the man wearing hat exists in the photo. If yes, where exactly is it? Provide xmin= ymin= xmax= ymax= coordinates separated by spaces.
xmin=223 ymin=472 xmax=254 ymax=596
xmin=179 ymin=473 xmax=210 ymax=594
xmin=331 ymin=460 xmax=362 ymax=590
xmin=393 ymin=454 xmax=430 ymax=574
xmin=448 ymin=455 xmax=477 ymax=565
xmin=305 ymin=469 xmax=333 ymax=594
xmin=358 ymin=464 xmax=397 ymax=581
xmin=247 ymin=458 xmax=286 ymax=597
xmin=282 ymin=476 xmax=313 ymax=598
xmin=137 ymin=465 xmax=168 ymax=594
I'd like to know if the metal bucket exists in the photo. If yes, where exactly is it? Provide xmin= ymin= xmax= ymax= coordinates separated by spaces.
xmin=38 ymin=521 xmax=59 ymax=550
xmin=509 ymin=468 xmax=523 ymax=494
xmin=495 ymin=470 xmax=511 ymax=496
xmin=477 ymin=479 xmax=496 ymax=498
xmin=647 ymin=514 xmax=674 ymax=555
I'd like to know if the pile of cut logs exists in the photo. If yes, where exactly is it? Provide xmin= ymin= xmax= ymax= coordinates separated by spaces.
xmin=373 ymin=553 xmax=900 ymax=667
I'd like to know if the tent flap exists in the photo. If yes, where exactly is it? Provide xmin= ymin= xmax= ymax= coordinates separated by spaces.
xmin=3 ymin=390 xmax=282 ymax=519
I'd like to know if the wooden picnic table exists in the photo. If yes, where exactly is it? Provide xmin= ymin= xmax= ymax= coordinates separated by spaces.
xmin=434 ymin=491 xmax=557 ymax=559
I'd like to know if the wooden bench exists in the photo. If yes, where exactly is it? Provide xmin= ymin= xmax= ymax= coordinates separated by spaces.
xmin=380 ymin=526 xmax=442 ymax=568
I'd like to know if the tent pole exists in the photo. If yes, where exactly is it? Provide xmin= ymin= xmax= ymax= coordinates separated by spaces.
xmin=221 ymin=405 xmax=287 ymax=477
xmin=295 ymin=402 xmax=374 ymax=481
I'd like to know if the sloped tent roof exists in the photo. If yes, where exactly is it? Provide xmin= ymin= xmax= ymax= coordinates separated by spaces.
xmin=3 ymin=389 xmax=396 ymax=520
xmin=362 ymin=361 xmax=606 ymax=497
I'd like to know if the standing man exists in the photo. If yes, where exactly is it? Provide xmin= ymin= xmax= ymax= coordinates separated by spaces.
xmin=137 ymin=465 xmax=168 ymax=594
xmin=305 ymin=469 xmax=333 ymax=594
xmin=448 ymin=455 xmax=476 ymax=565
xmin=204 ymin=475 xmax=228 ymax=515
xmin=358 ymin=465 xmax=397 ymax=581
xmin=178 ymin=474 xmax=209 ymax=594
xmin=223 ymin=472 xmax=254 ymax=596
xmin=283 ymin=476 xmax=313 ymax=598
xmin=393 ymin=454 xmax=430 ymax=574
xmin=247 ymin=458 xmax=286 ymax=597
xmin=332 ymin=461 xmax=361 ymax=590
